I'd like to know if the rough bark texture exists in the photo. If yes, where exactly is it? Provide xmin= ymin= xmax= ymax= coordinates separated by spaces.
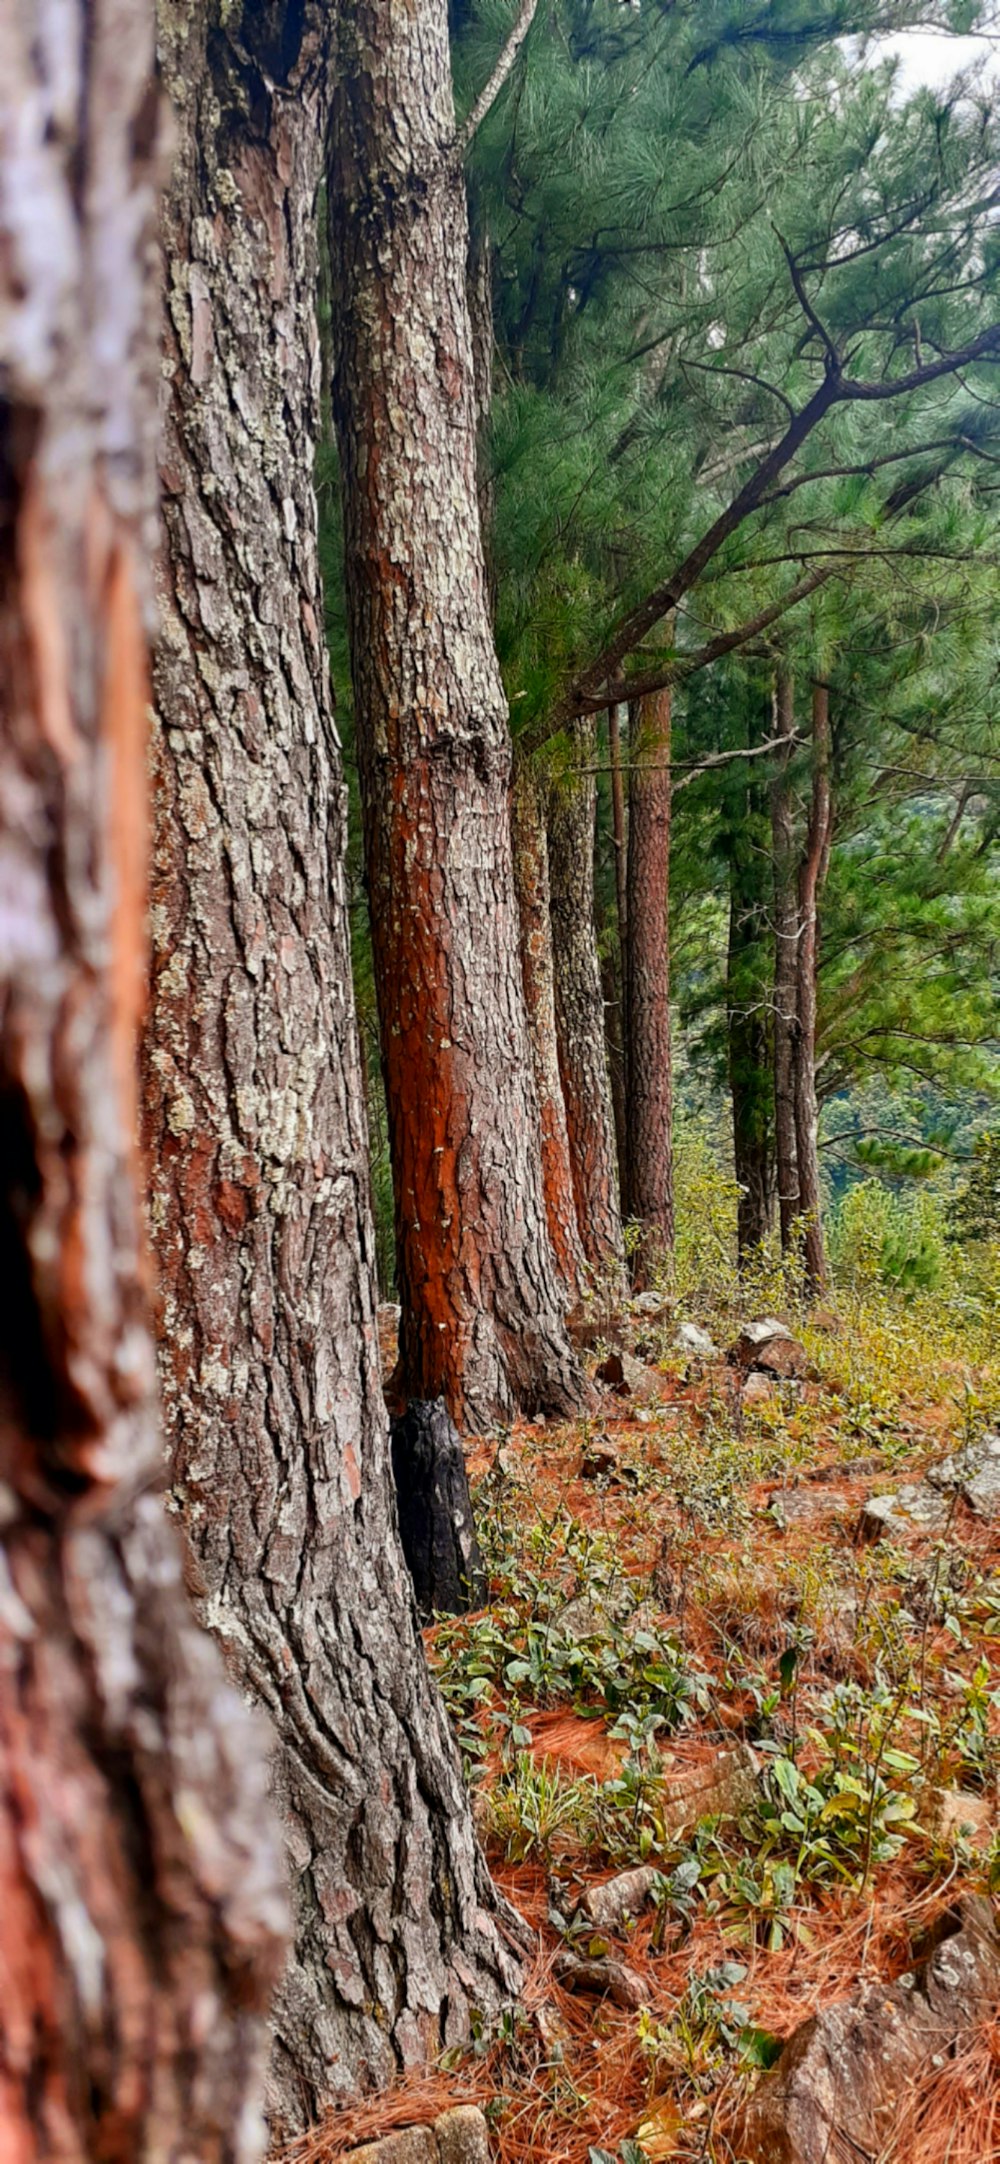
xmin=770 ymin=670 xmax=800 ymax=1255
xmin=624 ymin=691 xmax=674 ymax=1283
xmin=511 ymin=760 xmax=589 ymax=1299
xmin=0 ymin=7 xmax=288 ymax=2155
xmin=548 ymin=717 xmax=626 ymax=1286
xmin=328 ymin=0 xmax=583 ymax=1434
xmin=792 ymin=683 xmax=832 ymax=1295
xmin=149 ymin=2 xmax=525 ymax=2126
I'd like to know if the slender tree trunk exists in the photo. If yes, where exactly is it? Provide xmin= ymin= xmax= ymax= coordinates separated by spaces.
xmin=328 ymin=0 xmax=583 ymax=1433
xmin=606 ymin=703 xmax=630 ymax=1202
xmin=770 ymin=669 xmax=800 ymax=1254
xmin=0 ymin=9 xmax=287 ymax=2155
xmin=792 ymin=682 xmax=833 ymax=1296
xmin=608 ymin=703 xmax=630 ymax=1015
xmin=149 ymin=4 xmax=525 ymax=2127
xmin=548 ymin=717 xmax=626 ymax=1285
xmin=623 ymin=690 xmax=674 ymax=1283
xmin=726 ymin=762 xmax=774 ymax=1260
xmin=511 ymin=762 xmax=589 ymax=1299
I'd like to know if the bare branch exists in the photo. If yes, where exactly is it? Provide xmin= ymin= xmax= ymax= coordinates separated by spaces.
xmin=456 ymin=0 xmax=539 ymax=156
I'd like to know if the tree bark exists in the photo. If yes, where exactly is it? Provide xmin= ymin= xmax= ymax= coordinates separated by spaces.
xmin=792 ymin=682 xmax=833 ymax=1296
xmin=770 ymin=669 xmax=800 ymax=1255
xmin=328 ymin=0 xmax=584 ymax=1434
xmin=623 ymin=690 xmax=674 ymax=1282
xmin=148 ymin=2 xmax=525 ymax=2127
xmin=511 ymin=761 xmax=589 ymax=1299
xmin=548 ymin=717 xmax=627 ymax=1286
xmin=0 ymin=7 xmax=287 ymax=2156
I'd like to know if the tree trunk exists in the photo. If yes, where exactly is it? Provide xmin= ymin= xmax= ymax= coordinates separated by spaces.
xmin=605 ymin=704 xmax=630 ymax=1203
xmin=548 ymin=717 xmax=626 ymax=1286
xmin=511 ymin=761 xmax=589 ymax=1299
xmin=149 ymin=3 xmax=525 ymax=2127
xmin=328 ymin=0 xmax=583 ymax=1434
xmin=792 ymin=682 xmax=833 ymax=1296
xmin=727 ymin=766 xmax=774 ymax=1260
xmin=770 ymin=669 xmax=800 ymax=1255
xmin=623 ymin=690 xmax=674 ymax=1283
xmin=0 ymin=8 xmax=287 ymax=2155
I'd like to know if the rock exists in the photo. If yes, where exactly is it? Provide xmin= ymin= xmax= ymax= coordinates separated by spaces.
xmin=767 ymin=1487 xmax=840 ymax=1526
xmin=856 ymin=1484 xmax=950 ymax=1544
xmin=926 ymin=1433 xmax=1000 ymax=1519
xmin=742 ymin=1372 xmax=778 ymax=1406
xmin=434 ymin=2106 xmax=491 ymax=2164
xmin=390 ymin=1400 xmax=487 ymax=1620
xmin=595 ymin=1349 xmax=662 ymax=1404
xmin=729 ymin=1320 xmax=807 ymax=1379
xmin=923 ymin=1787 xmax=994 ymax=1848
xmin=676 ymin=1321 xmax=719 ymax=1359
xmin=493 ymin=1441 xmax=529 ymax=1487
xmin=554 ymin=1951 xmax=647 ymax=2009
xmin=660 ymin=1744 xmax=759 ymax=1839
xmin=579 ymin=1438 xmax=619 ymax=1481
xmin=632 ymin=1289 xmax=670 ymax=1319
xmin=557 ymin=1593 xmax=622 ymax=1638
xmin=743 ymin=1897 xmax=1000 ymax=2164
xmin=346 ymin=2132 xmax=439 ymax=2164
xmin=578 ymin=1864 xmax=661 ymax=1932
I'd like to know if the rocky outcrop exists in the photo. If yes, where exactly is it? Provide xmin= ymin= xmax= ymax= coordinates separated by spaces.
xmin=744 ymin=1897 xmax=1000 ymax=2164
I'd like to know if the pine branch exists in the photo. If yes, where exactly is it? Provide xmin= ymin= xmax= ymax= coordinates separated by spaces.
xmin=455 ymin=0 xmax=539 ymax=157
xmin=543 ymin=324 xmax=1000 ymax=736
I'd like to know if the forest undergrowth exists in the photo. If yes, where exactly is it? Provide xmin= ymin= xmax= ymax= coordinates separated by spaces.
xmin=291 ymin=1211 xmax=1000 ymax=2164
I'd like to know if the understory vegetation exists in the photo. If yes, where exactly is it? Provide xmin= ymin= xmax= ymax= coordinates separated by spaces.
xmin=305 ymin=1157 xmax=1000 ymax=2163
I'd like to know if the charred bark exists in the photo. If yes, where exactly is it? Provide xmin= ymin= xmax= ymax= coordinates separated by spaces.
xmin=770 ymin=670 xmax=800 ymax=1255
xmin=0 ymin=8 xmax=287 ymax=2155
xmin=391 ymin=1401 xmax=487 ymax=1621
xmin=623 ymin=690 xmax=675 ymax=1282
xmin=548 ymin=717 xmax=627 ymax=1287
xmin=792 ymin=683 xmax=833 ymax=1295
xmin=328 ymin=0 xmax=584 ymax=1433
xmin=511 ymin=761 xmax=589 ymax=1299
xmin=149 ymin=2 xmax=525 ymax=2126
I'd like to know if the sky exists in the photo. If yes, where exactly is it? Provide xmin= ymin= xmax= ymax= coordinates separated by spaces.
xmin=871 ymin=27 xmax=1000 ymax=90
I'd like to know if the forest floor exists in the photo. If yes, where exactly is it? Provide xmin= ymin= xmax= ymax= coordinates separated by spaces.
xmin=296 ymin=1289 xmax=1000 ymax=2164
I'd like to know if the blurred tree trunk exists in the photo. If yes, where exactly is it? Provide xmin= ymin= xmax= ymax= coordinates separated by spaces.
xmin=511 ymin=762 xmax=589 ymax=1299
xmin=148 ymin=1 xmax=525 ymax=2127
xmin=771 ymin=669 xmax=800 ymax=1255
xmin=623 ymin=690 xmax=674 ymax=1283
xmin=0 ymin=6 xmax=287 ymax=2156
xmin=792 ymin=682 xmax=833 ymax=1294
xmin=328 ymin=0 xmax=584 ymax=1432
xmin=727 ymin=767 xmax=774 ymax=1259
xmin=548 ymin=717 xmax=626 ymax=1287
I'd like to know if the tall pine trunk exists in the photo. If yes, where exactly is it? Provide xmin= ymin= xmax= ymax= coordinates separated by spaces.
xmin=623 ymin=690 xmax=674 ymax=1282
xmin=606 ymin=704 xmax=630 ymax=1205
xmin=771 ymin=670 xmax=800 ymax=1255
xmin=511 ymin=761 xmax=589 ymax=1299
xmin=149 ymin=3 xmax=524 ymax=2126
xmin=792 ymin=683 xmax=833 ymax=1295
xmin=0 ymin=7 xmax=286 ymax=2154
xmin=548 ymin=717 xmax=626 ymax=1286
xmin=727 ymin=766 xmax=774 ymax=1260
xmin=328 ymin=0 xmax=583 ymax=1432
